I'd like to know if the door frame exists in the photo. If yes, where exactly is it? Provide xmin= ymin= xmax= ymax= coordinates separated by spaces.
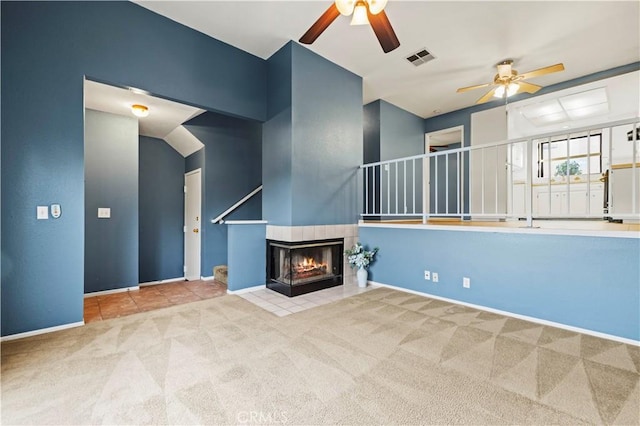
xmin=184 ymin=168 xmax=202 ymax=281
xmin=424 ymin=125 xmax=465 ymax=218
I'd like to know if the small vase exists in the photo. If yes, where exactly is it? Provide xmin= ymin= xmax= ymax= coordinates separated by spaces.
xmin=357 ymin=267 xmax=368 ymax=288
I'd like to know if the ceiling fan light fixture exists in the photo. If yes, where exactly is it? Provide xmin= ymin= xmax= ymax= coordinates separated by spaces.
xmin=493 ymin=83 xmax=519 ymax=99
xmin=131 ymin=104 xmax=149 ymax=118
xmin=350 ymin=1 xmax=369 ymax=25
xmin=367 ymin=0 xmax=388 ymax=15
xmin=335 ymin=0 xmax=356 ymax=15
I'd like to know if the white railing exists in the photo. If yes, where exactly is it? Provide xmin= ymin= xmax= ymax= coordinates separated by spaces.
xmin=211 ymin=185 xmax=262 ymax=224
xmin=361 ymin=118 xmax=640 ymax=226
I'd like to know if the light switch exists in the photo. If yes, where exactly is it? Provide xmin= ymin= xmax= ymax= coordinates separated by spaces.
xmin=37 ymin=206 xmax=49 ymax=220
xmin=98 ymin=208 xmax=111 ymax=218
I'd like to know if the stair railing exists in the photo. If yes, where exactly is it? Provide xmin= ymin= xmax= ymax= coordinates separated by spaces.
xmin=211 ymin=185 xmax=262 ymax=224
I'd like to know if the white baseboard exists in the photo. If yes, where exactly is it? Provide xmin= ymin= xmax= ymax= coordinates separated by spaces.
xmin=140 ymin=277 xmax=185 ymax=287
xmin=227 ymin=284 xmax=266 ymax=295
xmin=1 ymin=321 xmax=85 ymax=342
xmin=200 ymin=275 xmax=214 ymax=281
xmin=84 ymin=286 xmax=140 ymax=298
xmin=369 ymin=281 xmax=640 ymax=347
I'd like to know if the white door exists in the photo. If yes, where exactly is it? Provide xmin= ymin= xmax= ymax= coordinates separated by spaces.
xmin=184 ymin=169 xmax=201 ymax=281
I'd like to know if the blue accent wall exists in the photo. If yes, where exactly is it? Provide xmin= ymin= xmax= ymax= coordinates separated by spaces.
xmin=364 ymin=100 xmax=424 ymax=216
xmin=1 ymin=1 xmax=266 ymax=336
xmin=263 ymin=42 xmax=363 ymax=226
xmin=379 ymin=100 xmax=424 ymax=161
xmin=263 ymin=44 xmax=293 ymax=226
xmin=290 ymin=43 xmax=363 ymax=225
xmin=360 ymin=225 xmax=640 ymax=341
xmin=183 ymin=112 xmax=262 ymax=276
xmin=84 ymin=110 xmax=139 ymax=293
xmin=139 ymin=136 xmax=184 ymax=283
xmin=227 ymin=223 xmax=267 ymax=291
xmin=185 ymin=148 xmax=204 ymax=174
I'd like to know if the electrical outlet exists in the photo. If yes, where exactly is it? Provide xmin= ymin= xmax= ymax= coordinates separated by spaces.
xmin=424 ymin=270 xmax=430 ymax=280
xmin=463 ymin=277 xmax=471 ymax=288
xmin=432 ymin=272 xmax=439 ymax=282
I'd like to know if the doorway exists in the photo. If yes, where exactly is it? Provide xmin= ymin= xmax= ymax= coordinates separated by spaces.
xmin=425 ymin=126 xmax=464 ymax=218
xmin=184 ymin=169 xmax=202 ymax=280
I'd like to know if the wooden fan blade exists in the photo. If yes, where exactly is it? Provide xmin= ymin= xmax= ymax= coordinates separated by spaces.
xmin=518 ymin=63 xmax=564 ymax=81
xmin=476 ymin=88 xmax=499 ymax=104
xmin=299 ymin=3 xmax=341 ymax=44
xmin=516 ymin=81 xmax=542 ymax=94
xmin=457 ymin=82 xmax=493 ymax=93
xmin=367 ymin=9 xmax=400 ymax=53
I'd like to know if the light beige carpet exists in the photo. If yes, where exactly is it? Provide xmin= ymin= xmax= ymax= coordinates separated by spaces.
xmin=1 ymin=288 xmax=638 ymax=425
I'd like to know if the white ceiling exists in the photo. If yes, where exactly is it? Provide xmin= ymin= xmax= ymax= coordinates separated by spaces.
xmin=84 ymin=79 xmax=205 ymax=156
xmin=134 ymin=0 xmax=640 ymax=119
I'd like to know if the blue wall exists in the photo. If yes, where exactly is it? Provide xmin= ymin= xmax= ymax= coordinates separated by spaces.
xmin=139 ymin=136 xmax=184 ymax=283
xmin=263 ymin=44 xmax=294 ymax=226
xmin=364 ymin=100 xmax=424 ymax=216
xmin=290 ymin=43 xmax=363 ymax=225
xmin=184 ymin=112 xmax=263 ymax=276
xmin=1 ymin=1 xmax=266 ymax=336
xmin=263 ymin=42 xmax=363 ymax=226
xmin=227 ymin=223 xmax=267 ymax=291
xmin=360 ymin=225 xmax=640 ymax=341
xmin=84 ymin=110 xmax=139 ymax=293
xmin=379 ymin=100 xmax=424 ymax=161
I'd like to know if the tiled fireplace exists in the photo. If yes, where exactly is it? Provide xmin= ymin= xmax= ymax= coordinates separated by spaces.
xmin=265 ymin=224 xmax=359 ymax=296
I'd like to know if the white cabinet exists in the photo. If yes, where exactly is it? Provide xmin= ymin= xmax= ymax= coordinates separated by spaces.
xmin=533 ymin=182 xmax=603 ymax=217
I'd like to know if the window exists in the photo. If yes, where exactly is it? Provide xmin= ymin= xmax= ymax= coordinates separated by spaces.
xmin=537 ymin=133 xmax=602 ymax=178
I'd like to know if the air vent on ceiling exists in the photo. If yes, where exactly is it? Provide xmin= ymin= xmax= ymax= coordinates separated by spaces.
xmin=406 ymin=49 xmax=435 ymax=66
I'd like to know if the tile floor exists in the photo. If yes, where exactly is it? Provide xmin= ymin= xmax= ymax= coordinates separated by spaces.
xmin=83 ymin=280 xmax=227 ymax=323
xmin=238 ymin=281 xmax=374 ymax=316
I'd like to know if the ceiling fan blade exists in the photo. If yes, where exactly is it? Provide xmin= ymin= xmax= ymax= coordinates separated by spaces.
xmin=367 ymin=9 xmax=400 ymax=53
xmin=476 ymin=88 xmax=499 ymax=104
xmin=518 ymin=63 xmax=565 ymax=80
xmin=457 ymin=82 xmax=493 ymax=93
xmin=299 ymin=3 xmax=341 ymax=45
xmin=516 ymin=81 xmax=542 ymax=94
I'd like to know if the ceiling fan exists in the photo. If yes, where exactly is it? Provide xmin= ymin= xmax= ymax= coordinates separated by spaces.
xmin=457 ymin=60 xmax=565 ymax=104
xmin=299 ymin=0 xmax=400 ymax=53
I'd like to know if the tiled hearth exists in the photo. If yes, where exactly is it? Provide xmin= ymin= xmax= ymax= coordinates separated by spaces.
xmin=266 ymin=224 xmax=359 ymax=285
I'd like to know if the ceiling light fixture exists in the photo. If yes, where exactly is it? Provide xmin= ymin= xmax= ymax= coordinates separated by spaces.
xmin=494 ymin=83 xmax=519 ymax=99
xmin=131 ymin=104 xmax=149 ymax=118
xmin=350 ymin=1 xmax=369 ymax=25
xmin=336 ymin=0 xmax=388 ymax=16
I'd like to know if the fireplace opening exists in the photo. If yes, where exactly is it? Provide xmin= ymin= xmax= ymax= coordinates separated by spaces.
xmin=267 ymin=239 xmax=344 ymax=297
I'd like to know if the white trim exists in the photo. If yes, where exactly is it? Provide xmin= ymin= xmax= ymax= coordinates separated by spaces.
xmin=359 ymin=222 xmax=640 ymax=239
xmin=185 ymin=167 xmax=202 ymax=177
xmin=139 ymin=277 xmax=185 ymax=287
xmin=84 ymin=286 xmax=139 ymax=298
xmin=225 ymin=220 xmax=268 ymax=225
xmin=227 ymin=284 xmax=266 ymax=295
xmin=369 ymin=281 xmax=640 ymax=346
xmin=200 ymin=275 xmax=214 ymax=281
xmin=1 ymin=321 xmax=85 ymax=342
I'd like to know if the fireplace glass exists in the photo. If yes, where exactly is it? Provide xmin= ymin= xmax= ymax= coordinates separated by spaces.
xmin=267 ymin=239 xmax=344 ymax=297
